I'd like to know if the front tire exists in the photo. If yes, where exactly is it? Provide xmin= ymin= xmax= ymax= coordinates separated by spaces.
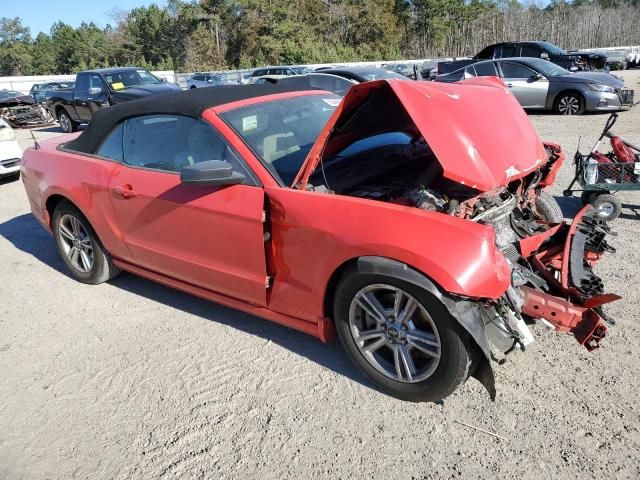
xmin=52 ymin=201 xmax=120 ymax=284
xmin=555 ymin=92 xmax=585 ymax=115
xmin=333 ymin=268 xmax=476 ymax=402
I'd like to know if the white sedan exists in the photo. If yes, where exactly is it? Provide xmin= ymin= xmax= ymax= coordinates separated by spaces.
xmin=0 ymin=118 xmax=22 ymax=180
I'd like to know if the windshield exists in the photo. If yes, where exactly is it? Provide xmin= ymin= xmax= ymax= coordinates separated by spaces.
xmin=0 ymin=91 xmax=23 ymax=99
xmin=541 ymin=42 xmax=566 ymax=56
xmin=529 ymin=59 xmax=569 ymax=76
xmin=220 ymin=94 xmax=340 ymax=185
xmin=103 ymin=69 xmax=161 ymax=90
xmin=359 ymin=70 xmax=408 ymax=81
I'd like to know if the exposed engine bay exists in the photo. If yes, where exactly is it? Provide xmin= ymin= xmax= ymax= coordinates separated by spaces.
xmin=0 ymin=95 xmax=54 ymax=128
xmin=308 ymin=133 xmax=618 ymax=359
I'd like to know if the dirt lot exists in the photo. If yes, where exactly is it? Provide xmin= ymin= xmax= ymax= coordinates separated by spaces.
xmin=1 ymin=71 xmax=640 ymax=479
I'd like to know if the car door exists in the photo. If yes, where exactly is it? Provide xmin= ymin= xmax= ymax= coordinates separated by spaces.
xmin=74 ymin=73 xmax=109 ymax=122
xmin=496 ymin=43 xmax=520 ymax=58
xmin=497 ymin=61 xmax=549 ymax=109
xmin=102 ymin=114 xmax=269 ymax=306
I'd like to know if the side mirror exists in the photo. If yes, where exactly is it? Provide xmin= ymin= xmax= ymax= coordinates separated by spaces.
xmin=532 ymin=73 xmax=544 ymax=81
xmin=180 ymin=160 xmax=245 ymax=187
xmin=161 ymin=78 xmax=168 ymax=83
xmin=569 ymin=66 xmax=579 ymax=73
xmin=540 ymin=52 xmax=549 ymax=60
xmin=89 ymin=87 xmax=103 ymax=95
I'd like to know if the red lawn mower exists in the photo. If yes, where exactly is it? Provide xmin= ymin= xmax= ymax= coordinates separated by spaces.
xmin=564 ymin=112 xmax=640 ymax=221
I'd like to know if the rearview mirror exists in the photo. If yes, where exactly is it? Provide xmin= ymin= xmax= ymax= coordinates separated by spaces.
xmin=180 ymin=160 xmax=245 ymax=187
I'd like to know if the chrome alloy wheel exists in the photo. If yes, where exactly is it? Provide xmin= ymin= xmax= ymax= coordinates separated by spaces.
xmin=348 ymin=284 xmax=441 ymax=383
xmin=58 ymin=214 xmax=94 ymax=273
xmin=558 ymin=95 xmax=580 ymax=115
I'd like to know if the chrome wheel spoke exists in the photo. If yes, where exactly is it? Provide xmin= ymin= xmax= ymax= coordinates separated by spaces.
xmin=393 ymin=346 xmax=403 ymax=380
xmin=354 ymin=328 xmax=385 ymax=343
xmin=406 ymin=330 xmax=440 ymax=358
xmin=68 ymin=246 xmax=80 ymax=266
xmin=79 ymin=250 xmax=92 ymax=271
xmin=355 ymin=291 xmax=387 ymax=324
xmin=396 ymin=296 xmax=417 ymax=325
xmin=399 ymin=345 xmax=416 ymax=381
xmin=59 ymin=224 xmax=74 ymax=241
xmin=70 ymin=216 xmax=81 ymax=236
xmin=362 ymin=337 xmax=387 ymax=353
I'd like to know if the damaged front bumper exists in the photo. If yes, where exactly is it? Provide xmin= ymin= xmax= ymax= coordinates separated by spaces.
xmin=517 ymin=205 xmax=618 ymax=350
xmin=451 ymin=205 xmax=619 ymax=399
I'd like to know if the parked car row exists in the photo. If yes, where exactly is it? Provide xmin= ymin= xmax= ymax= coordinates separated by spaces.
xmin=15 ymin=40 xmax=636 ymax=135
xmin=435 ymin=57 xmax=634 ymax=115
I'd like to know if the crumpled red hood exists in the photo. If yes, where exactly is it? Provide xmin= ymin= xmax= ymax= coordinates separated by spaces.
xmin=294 ymin=77 xmax=549 ymax=192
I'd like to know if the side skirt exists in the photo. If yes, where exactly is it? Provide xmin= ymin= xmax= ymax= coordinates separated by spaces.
xmin=112 ymin=258 xmax=335 ymax=342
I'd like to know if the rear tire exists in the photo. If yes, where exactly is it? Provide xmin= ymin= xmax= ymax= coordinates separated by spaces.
xmin=52 ymin=201 xmax=120 ymax=284
xmin=555 ymin=92 xmax=585 ymax=115
xmin=58 ymin=111 xmax=78 ymax=133
xmin=333 ymin=267 xmax=476 ymax=402
xmin=535 ymin=190 xmax=564 ymax=222
xmin=590 ymin=193 xmax=622 ymax=221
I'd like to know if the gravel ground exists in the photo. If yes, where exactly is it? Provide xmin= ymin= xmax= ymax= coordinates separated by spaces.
xmin=1 ymin=71 xmax=640 ymax=479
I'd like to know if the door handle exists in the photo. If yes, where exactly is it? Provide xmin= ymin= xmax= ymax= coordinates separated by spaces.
xmin=113 ymin=185 xmax=138 ymax=199
xmin=506 ymin=83 xmax=513 ymax=87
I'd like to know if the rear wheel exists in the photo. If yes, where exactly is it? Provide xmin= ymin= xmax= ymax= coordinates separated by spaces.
xmin=190 ymin=85 xmax=197 ymax=89
xmin=535 ymin=190 xmax=564 ymax=222
xmin=333 ymin=268 xmax=476 ymax=402
xmin=590 ymin=193 xmax=622 ymax=221
xmin=52 ymin=201 xmax=120 ymax=284
xmin=58 ymin=111 xmax=78 ymax=133
xmin=555 ymin=92 xmax=585 ymax=115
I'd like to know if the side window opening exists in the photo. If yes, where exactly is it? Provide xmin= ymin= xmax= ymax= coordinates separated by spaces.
xmin=474 ymin=62 xmax=498 ymax=77
xmin=106 ymin=114 xmax=256 ymax=184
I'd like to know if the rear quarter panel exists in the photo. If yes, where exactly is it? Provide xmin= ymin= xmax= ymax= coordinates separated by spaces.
xmin=265 ymin=187 xmax=510 ymax=323
xmin=21 ymin=137 xmax=131 ymax=260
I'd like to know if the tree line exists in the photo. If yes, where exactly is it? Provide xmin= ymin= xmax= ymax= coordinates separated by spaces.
xmin=1 ymin=0 xmax=639 ymax=76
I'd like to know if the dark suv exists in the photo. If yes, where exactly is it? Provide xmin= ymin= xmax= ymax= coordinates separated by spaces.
xmin=438 ymin=41 xmax=607 ymax=75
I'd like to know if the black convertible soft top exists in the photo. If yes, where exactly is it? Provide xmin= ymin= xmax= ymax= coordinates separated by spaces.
xmin=65 ymin=81 xmax=316 ymax=154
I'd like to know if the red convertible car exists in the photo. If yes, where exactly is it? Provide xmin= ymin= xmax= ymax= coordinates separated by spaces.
xmin=21 ymin=79 xmax=618 ymax=402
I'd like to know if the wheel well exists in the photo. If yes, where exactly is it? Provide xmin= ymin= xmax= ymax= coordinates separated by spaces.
xmin=323 ymin=258 xmax=359 ymax=321
xmin=55 ymin=106 xmax=66 ymax=119
xmin=45 ymin=194 xmax=67 ymax=224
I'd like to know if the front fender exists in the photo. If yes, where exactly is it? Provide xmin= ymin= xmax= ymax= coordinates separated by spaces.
xmin=265 ymin=187 xmax=510 ymax=323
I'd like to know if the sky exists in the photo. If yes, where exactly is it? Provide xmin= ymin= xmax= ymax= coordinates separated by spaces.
xmin=2 ymin=0 xmax=162 ymax=36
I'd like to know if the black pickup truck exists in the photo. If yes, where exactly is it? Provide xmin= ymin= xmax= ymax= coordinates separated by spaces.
xmin=46 ymin=67 xmax=180 ymax=132
xmin=437 ymin=41 xmax=607 ymax=76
